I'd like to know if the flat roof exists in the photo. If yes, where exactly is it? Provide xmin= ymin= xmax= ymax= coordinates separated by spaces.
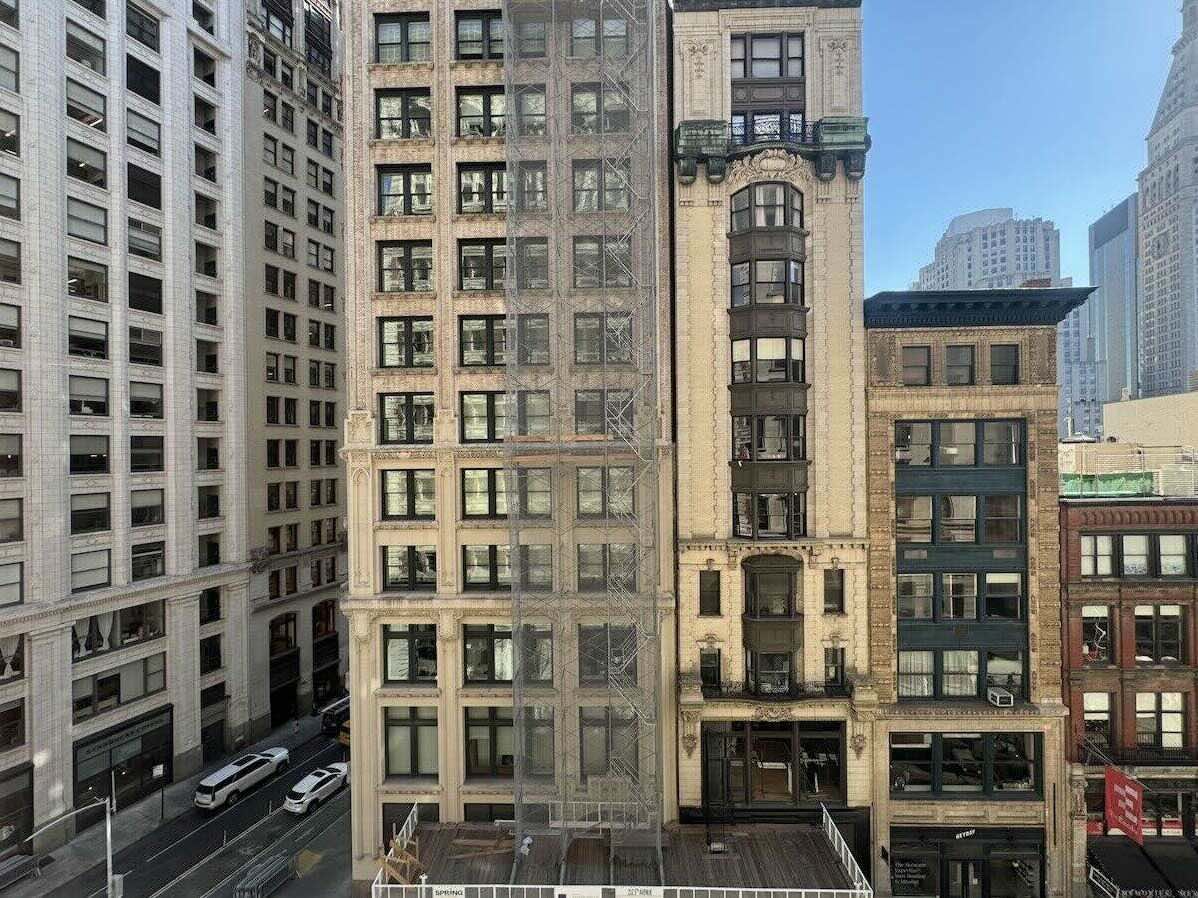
xmin=673 ymin=0 xmax=859 ymax=10
xmin=413 ymin=823 xmax=852 ymax=889
xmin=864 ymin=287 xmax=1094 ymax=329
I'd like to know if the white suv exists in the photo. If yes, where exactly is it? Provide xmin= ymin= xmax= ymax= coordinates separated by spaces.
xmin=283 ymin=763 xmax=347 ymax=815
xmin=193 ymin=748 xmax=290 ymax=811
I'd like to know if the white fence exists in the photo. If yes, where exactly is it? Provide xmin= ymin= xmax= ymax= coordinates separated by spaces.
xmin=821 ymin=804 xmax=871 ymax=895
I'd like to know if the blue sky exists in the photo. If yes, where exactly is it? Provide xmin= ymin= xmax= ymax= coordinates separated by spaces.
xmin=863 ymin=0 xmax=1177 ymax=292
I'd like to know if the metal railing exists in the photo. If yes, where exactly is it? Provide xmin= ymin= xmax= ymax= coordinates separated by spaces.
xmin=822 ymin=803 xmax=871 ymax=896
xmin=372 ymin=804 xmax=871 ymax=898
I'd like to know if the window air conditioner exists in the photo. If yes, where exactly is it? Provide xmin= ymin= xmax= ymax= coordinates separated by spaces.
xmin=987 ymin=686 xmax=1014 ymax=708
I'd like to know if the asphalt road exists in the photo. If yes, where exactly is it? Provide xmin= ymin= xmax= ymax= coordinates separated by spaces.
xmin=48 ymin=735 xmax=347 ymax=898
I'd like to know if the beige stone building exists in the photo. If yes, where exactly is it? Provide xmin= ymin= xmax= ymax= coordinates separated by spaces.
xmin=342 ymin=1 xmax=674 ymax=889
xmin=242 ymin=0 xmax=348 ymax=738
xmin=863 ymin=287 xmax=1091 ymax=898
xmin=670 ymin=0 xmax=872 ymax=855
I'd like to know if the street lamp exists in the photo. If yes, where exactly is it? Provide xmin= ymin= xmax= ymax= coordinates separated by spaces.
xmin=24 ymin=796 xmax=118 ymax=896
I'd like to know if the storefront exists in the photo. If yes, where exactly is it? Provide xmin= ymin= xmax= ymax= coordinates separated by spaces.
xmin=0 ymin=764 xmax=31 ymax=853
xmin=73 ymin=705 xmax=173 ymax=830
xmin=887 ymin=826 xmax=1043 ymax=898
xmin=701 ymin=720 xmax=844 ymax=812
xmin=1085 ymin=775 xmax=1198 ymax=838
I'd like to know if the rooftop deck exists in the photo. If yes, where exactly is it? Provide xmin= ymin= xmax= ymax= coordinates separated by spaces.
xmin=399 ymin=822 xmax=852 ymax=890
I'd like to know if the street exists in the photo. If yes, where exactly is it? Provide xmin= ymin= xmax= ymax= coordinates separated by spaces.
xmin=45 ymin=735 xmax=350 ymax=898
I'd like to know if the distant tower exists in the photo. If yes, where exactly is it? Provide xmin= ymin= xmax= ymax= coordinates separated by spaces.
xmin=1137 ymin=0 xmax=1198 ymax=395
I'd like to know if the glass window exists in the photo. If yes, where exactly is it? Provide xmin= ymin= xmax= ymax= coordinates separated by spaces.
xmin=378 ymin=393 xmax=434 ymax=444
xmin=1122 ymin=534 xmax=1149 ymax=575
xmin=462 ymin=545 xmax=511 ymax=591
xmin=896 ymin=574 xmax=933 ymax=619
xmin=381 ymin=469 xmax=435 ymax=520
xmin=991 ymin=344 xmax=1020 ymax=384
xmin=377 ymin=242 xmax=433 ymax=292
xmin=945 ymin=345 xmax=975 ymax=385
xmin=464 ymin=625 xmax=513 ymax=683
xmin=985 ymin=573 xmax=1022 ymax=620
xmin=67 ymin=78 xmax=105 ymax=130
xmin=940 ymin=574 xmax=976 ymax=619
xmin=894 ymin=423 xmax=931 ymax=466
xmin=383 ymin=624 xmax=437 ymax=684
xmin=375 ymin=89 xmax=431 ymax=139
xmin=378 ymin=165 xmax=432 ymax=216
xmin=901 ymin=346 xmax=930 ymax=385
xmin=379 ymin=317 xmax=433 ymax=369
xmin=897 ymin=651 xmax=933 ymax=698
xmin=1135 ymin=605 xmax=1184 ymax=665
xmin=382 ymin=546 xmax=437 ymax=591
xmin=1082 ymin=605 xmax=1112 ymax=664
xmin=1081 ymin=534 xmax=1113 ymax=576
xmin=456 ymin=11 xmax=503 ymax=59
xmin=941 ymin=652 xmax=979 ymax=697
xmin=889 ymin=733 xmax=933 ymax=793
xmin=1083 ymin=692 xmax=1111 ymax=746
xmin=983 ymin=495 xmax=1020 ymax=544
xmin=937 ymin=422 xmax=975 ymax=465
xmin=66 ymin=21 xmax=104 ymax=75
xmin=1159 ymin=534 xmax=1189 ymax=576
xmin=939 ymin=733 xmax=984 ymax=791
xmin=375 ymin=13 xmax=430 ymax=63
xmin=982 ymin=421 xmax=1020 ymax=465
xmin=384 ymin=707 xmax=439 ymax=776
xmin=895 ymin=496 xmax=932 ymax=543
xmin=67 ymin=198 xmax=105 ymax=243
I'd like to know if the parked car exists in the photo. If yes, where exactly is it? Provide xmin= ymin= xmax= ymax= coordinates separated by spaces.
xmin=282 ymin=763 xmax=348 ymax=815
xmin=193 ymin=748 xmax=290 ymax=811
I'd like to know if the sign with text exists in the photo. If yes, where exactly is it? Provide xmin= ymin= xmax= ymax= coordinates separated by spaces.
xmin=1104 ymin=765 xmax=1144 ymax=845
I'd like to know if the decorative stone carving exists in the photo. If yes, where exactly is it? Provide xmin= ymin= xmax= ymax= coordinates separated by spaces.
xmin=346 ymin=409 xmax=373 ymax=448
xmin=850 ymin=731 xmax=866 ymax=759
xmin=726 ymin=149 xmax=811 ymax=189
xmin=351 ymin=612 xmax=375 ymax=646
xmin=752 ymin=704 xmax=793 ymax=722
xmin=684 ymin=41 xmax=709 ymax=80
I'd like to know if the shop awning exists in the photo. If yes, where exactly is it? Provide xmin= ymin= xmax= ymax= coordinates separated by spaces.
xmin=1089 ymin=836 xmax=1198 ymax=897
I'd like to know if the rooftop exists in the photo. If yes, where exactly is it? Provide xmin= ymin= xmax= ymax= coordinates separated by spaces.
xmin=1059 ymin=442 xmax=1198 ymax=499
xmin=405 ymin=823 xmax=853 ymax=889
xmin=863 ymin=287 xmax=1094 ymax=329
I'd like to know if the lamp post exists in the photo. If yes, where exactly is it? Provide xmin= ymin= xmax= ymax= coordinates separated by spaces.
xmin=25 ymin=796 xmax=117 ymax=896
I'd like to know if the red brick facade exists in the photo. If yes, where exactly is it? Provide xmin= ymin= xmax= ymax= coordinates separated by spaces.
xmin=1060 ymin=499 xmax=1198 ymax=764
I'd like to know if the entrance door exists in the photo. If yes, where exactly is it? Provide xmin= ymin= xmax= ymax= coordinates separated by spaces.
xmin=947 ymin=860 xmax=983 ymax=898
xmin=750 ymin=733 xmax=793 ymax=802
xmin=270 ymin=683 xmax=297 ymax=729
xmin=201 ymin=720 xmax=225 ymax=764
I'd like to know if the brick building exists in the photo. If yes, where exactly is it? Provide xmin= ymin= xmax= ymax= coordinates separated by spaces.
xmin=1061 ymin=496 xmax=1198 ymax=837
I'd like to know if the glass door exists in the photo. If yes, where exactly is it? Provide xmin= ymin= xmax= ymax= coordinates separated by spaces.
xmin=947 ymin=860 xmax=983 ymax=898
xmin=750 ymin=731 xmax=793 ymax=803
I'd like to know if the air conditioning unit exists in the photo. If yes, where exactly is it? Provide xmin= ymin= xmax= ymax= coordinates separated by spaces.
xmin=987 ymin=686 xmax=1014 ymax=708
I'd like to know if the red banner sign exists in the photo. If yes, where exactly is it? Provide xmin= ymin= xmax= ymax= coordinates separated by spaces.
xmin=1104 ymin=765 xmax=1144 ymax=845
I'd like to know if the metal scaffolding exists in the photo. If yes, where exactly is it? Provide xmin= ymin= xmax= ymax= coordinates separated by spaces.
xmin=503 ymin=0 xmax=664 ymax=882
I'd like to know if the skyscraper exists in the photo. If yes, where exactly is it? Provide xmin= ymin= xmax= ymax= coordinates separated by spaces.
xmin=913 ymin=208 xmax=1061 ymax=292
xmin=1138 ymin=0 xmax=1198 ymax=397
xmin=1058 ymin=195 xmax=1138 ymax=438
xmin=0 ymin=0 xmax=346 ymax=855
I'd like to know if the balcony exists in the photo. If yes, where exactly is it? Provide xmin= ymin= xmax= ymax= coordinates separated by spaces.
xmin=674 ymin=116 xmax=869 ymax=184
xmin=1079 ymin=736 xmax=1198 ymax=766
xmin=702 ymin=680 xmax=851 ymax=702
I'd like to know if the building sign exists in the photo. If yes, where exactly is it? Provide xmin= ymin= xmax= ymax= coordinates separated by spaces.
xmin=890 ymin=856 xmax=937 ymax=897
xmin=1104 ymin=765 xmax=1144 ymax=845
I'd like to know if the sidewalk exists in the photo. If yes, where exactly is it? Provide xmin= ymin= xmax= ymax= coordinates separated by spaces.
xmin=6 ymin=714 xmax=326 ymax=898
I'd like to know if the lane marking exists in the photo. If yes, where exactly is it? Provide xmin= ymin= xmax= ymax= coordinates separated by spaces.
xmin=194 ymin=793 xmax=351 ymax=898
xmin=143 ymin=741 xmax=341 ymax=865
xmin=143 ymin=788 xmax=349 ymax=898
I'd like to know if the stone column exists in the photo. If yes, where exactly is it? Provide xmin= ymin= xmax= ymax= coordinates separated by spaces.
xmin=348 ymin=609 xmax=378 ymax=884
xmin=29 ymin=626 xmax=73 ymax=851
xmin=169 ymin=592 xmax=201 ymax=778
xmin=224 ymin=578 xmax=252 ymax=748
